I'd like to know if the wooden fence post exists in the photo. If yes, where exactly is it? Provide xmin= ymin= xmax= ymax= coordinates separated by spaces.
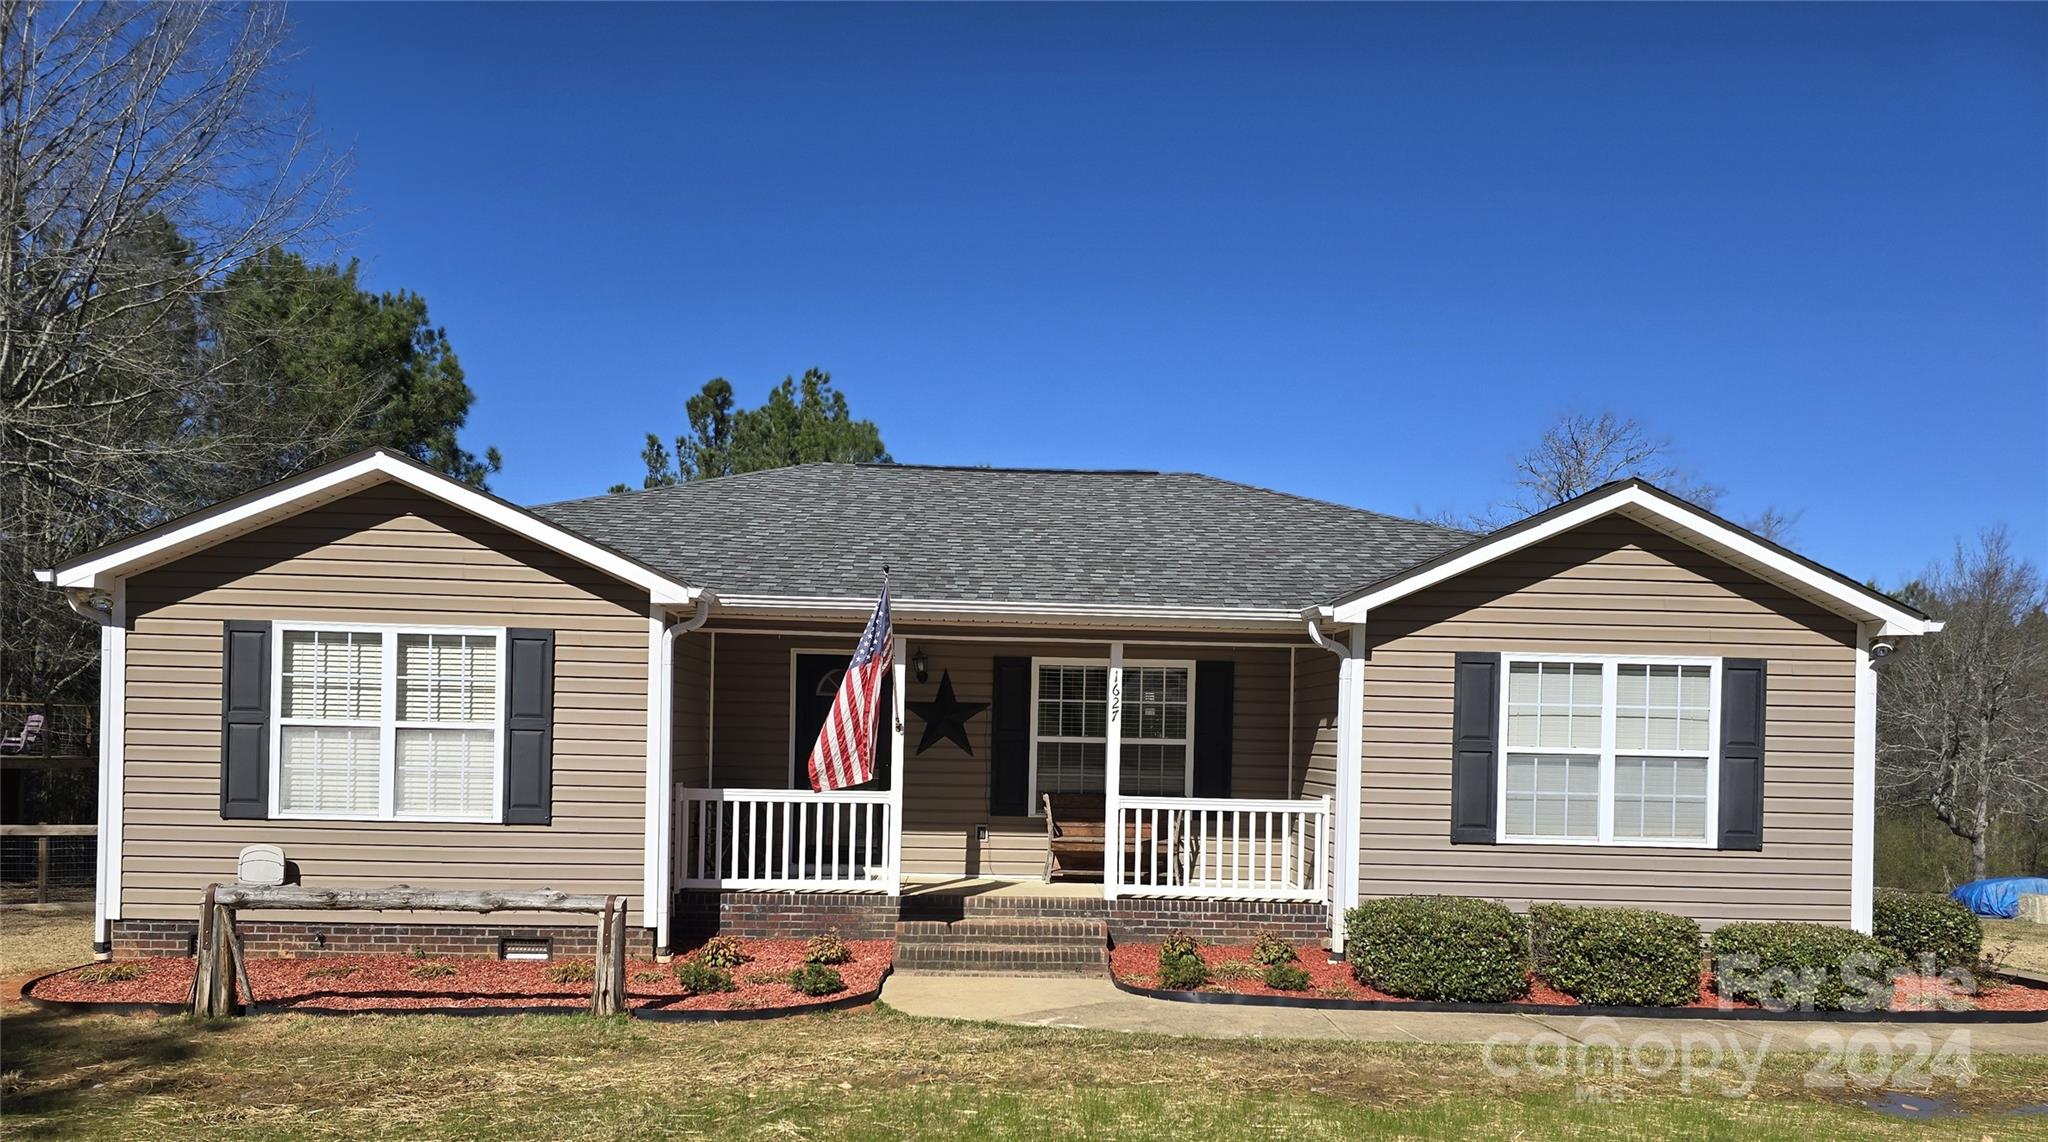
xmin=188 ymin=886 xmax=241 ymax=1018
xmin=590 ymin=895 xmax=626 ymax=1016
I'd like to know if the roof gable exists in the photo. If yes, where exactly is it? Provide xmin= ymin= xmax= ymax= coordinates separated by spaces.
xmin=39 ymin=448 xmax=697 ymax=604
xmin=1326 ymin=479 xmax=1936 ymax=637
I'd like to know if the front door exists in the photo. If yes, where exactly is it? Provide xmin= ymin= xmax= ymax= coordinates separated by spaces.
xmin=792 ymin=652 xmax=894 ymax=791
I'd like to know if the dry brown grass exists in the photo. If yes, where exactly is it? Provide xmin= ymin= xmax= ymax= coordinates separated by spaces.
xmin=0 ymin=909 xmax=94 ymax=980
xmin=1984 ymin=918 xmax=2048 ymax=976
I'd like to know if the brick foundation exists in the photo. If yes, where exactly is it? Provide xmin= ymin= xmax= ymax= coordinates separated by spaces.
xmin=1107 ymin=898 xmax=1329 ymax=946
xmin=110 ymin=918 xmax=654 ymax=960
xmin=672 ymin=890 xmax=899 ymax=941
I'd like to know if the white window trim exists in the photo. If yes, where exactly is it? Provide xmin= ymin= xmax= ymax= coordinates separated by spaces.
xmin=1027 ymin=656 xmax=1196 ymax=815
xmin=1494 ymin=652 xmax=1722 ymax=849
xmin=268 ymin=621 xmax=508 ymax=824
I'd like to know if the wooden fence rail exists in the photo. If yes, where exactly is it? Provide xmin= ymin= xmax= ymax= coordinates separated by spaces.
xmin=189 ymin=883 xmax=631 ymax=1018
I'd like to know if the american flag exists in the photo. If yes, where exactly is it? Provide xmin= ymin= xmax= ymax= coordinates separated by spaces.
xmin=806 ymin=583 xmax=894 ymax=791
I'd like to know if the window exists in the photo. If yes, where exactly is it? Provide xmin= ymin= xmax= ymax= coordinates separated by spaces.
xmin=1029 ymin=659 xmax=1192 ymax=809
xmin=1498 ymin=656 xmax=1719 ymax=847
xmin=273 ymin=625 xmax=504 ymax=822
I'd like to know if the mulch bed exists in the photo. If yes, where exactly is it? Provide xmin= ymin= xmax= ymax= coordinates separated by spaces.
xmin=1111 ymin=941 xmax=2048 ymax=1014
xmin=24 ymin=938 xmax=892 ymax=1015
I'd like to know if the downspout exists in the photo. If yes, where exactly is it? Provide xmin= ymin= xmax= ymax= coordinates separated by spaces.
xmin=653 ymin=591 xmax=715 ymax=959
xmin=1302 ymin=605 xmax=1361 ymax=960
xmin=62 ymin=588 xmax=119 ymax=958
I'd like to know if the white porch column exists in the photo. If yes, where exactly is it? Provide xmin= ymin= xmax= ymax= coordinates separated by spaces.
xmin=1330 ymin=626 xmax=1366 ymax=955
xmin=1104 ymin=641 xmax=1124 ymax=900
xmin=1851 ymin=623 xmax=1877 ymax=934
xmin=643 ymin=604 xmax=671 ymax=951
xmin=888 ymin=635 xmax=907 ymax=895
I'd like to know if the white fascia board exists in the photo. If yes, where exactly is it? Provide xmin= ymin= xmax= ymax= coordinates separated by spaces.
xmin=41 ymin=451 xmax=698 ymax=604
xmin=1330 ymin=485 xmax=1936 ymax=636
xmin=714 ymin=593 xmax=1306 ymax=630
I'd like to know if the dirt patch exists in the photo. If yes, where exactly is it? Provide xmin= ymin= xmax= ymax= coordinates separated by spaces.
xmin=25 ymin=938 xmax=892 ymax=1013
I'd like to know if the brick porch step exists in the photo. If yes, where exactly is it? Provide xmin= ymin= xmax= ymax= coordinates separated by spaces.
xmin=892 ymin=917 xmax=1108 ymax=977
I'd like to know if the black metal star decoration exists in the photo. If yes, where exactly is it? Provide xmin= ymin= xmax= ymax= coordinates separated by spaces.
xmin=906 ymin=670 xmax=989 ymax=755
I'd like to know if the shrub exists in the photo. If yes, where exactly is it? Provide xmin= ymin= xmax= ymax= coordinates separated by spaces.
xmin=631 ymin=970 xmax=667 ymax=984
xmin=1345 ymin=896 xmax=1529 ymax=1003
xmin=1873 ymin=889 xmax=1982 ymax=971
xmin=408 ymin=961 xmax=456 ymax=979
xmin=1710 ymin=922 xmax=1901 ymax=1012
xmin=1156 ymin=953 xmax=1209 ymax=990
xmin=787 ymin=964 xmax=845 ymax=996
xmin=673 ymin=956 xmax=735 ymax=995
xmin=1262 ymin=963 xmax=1312 ymax=991
xmin=1529 ymin=904 xmax=1703 ymax=1007
xmin=697 ymin=935 xmax=750 ymax=969
xmin=1210 ymin=961 xmax=1262 ymax=982
xmin=803 ymin=928 xmax=852 ymax=966
xmin=75 ymin=963 xmax=147 ymax=984
xmin=1250 ymin=933 xmax=1298 ymax=967
xmin=1159 ymin=932 xmax=1199 ymax=961
xmin=544 ymin=960 xmax=596 ymax=984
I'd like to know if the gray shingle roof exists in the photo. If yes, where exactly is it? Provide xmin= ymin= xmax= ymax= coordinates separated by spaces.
xmin=530 ymin=464 xmax=1471 ymax=612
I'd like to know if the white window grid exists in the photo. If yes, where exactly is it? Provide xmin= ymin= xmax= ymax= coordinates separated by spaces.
xmin=1027 ymin=657 xmax=1195 ymax=813
xmin=270 ymin=622 xmax=508 ymax=823
xmin=1495 ymin=653 xmax=1722 ymax=848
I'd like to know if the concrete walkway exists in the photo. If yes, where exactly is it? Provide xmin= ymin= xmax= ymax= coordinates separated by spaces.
xmin=879 ymin=975 xmax=2048 ymax=1054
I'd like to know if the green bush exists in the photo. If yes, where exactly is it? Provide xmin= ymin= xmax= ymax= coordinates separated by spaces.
xmin=673 ymin=955 xmax=736 ymax=995
xmin=803 ymin=928 xmax=852 ymax=966
xmin=1529 ymin=904 xmax=1703 ymax=1007
xmin=1159 ymin=932 xmax=1199 ymax=961
xmin=1261 ymin=963 xmax=1311 ymax=991
xmin=1250 ymin=933 xmax=1298 ymax=967
xmin=1156 ymin=953 xmax=1209 ymax=990
xmin=787 ymin=963 xmax=845 ymax=996
xmin=408 ymin=961 xmax=456 ymax=979
xmin=1873 ymin=888 xmax=1982 ymax=971
xmin=1709 ymin=922 xmax=1901 ymax=1012
xmin=544 ymin=960 xmax=595 ymax=984
xmin=697 ymin=935 xmax=749 ymax=969
xmin=1345 ymin=896 xmax=1530 ymax=1003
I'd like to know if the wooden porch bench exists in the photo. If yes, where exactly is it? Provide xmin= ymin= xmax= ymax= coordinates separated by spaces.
xmin=1042 ymin=793 xmax=1160 ymax=882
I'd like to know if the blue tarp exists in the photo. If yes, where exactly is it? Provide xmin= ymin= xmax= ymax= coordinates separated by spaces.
xmin=1950 ymin=876 xmax=2048 ymax=919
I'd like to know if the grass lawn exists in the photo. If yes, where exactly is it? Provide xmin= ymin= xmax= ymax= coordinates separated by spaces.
xmin=6 ymin=915 xmax=2047 ymax=1139
xmin=0 ymin=909 xmax=95 ymax=980
xmin=1985 ymin=919 xmax=2048 ymax=977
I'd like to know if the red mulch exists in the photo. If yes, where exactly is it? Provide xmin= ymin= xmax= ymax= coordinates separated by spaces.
xmin=25 ymin=939 xmax=891 ymax=1014
xmin=1110 ymin=942 xmax=2048 ymax=1014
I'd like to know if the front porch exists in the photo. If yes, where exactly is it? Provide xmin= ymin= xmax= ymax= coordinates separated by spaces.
xmin=661 ymin=625 xmax=1347 ymax=946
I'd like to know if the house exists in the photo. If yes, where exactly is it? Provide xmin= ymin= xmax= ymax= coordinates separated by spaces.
xmin=36 ymin=448 xmax=1939 ymax=967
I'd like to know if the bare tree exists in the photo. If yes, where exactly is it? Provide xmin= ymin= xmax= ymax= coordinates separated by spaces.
xmin=1502 ymin=411 xmax=1723 ymax=520
xmin=1879 ymin=528 xmax=2048 ymax=882
xmin=1 ymin=2 xmax=352 ymax=701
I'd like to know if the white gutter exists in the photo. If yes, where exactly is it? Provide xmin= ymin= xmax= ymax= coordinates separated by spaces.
xmin=1301 ymin=605 xmax=1363 ymax=959
xmin=647 ymin=591 xmax=714 ymax=956
xmin=712 ymin=593 xmax=1306 ymax=631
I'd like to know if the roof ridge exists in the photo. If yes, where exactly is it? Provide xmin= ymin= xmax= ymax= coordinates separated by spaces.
xmin=1177 ymin=472 xmax=1475 ymax=539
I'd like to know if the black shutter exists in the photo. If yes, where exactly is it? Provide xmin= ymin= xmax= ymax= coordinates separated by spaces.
xmin=504 ymin=628 xmax=556 ymax=825
xmin=219 ymin=621 xmax=271 ymax=819
xmin=1717 ymin=658 xmax=1767 ymax=851
xmin=1192 ymin=660 xmax=1234 ymax=798
xmin=1449 ymin=652 xmax=1500 ymax=844
xmin=989 ymin=656 xmax=1030 ymax=816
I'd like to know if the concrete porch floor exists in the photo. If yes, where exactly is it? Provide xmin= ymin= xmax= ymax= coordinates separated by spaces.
xmin=900 ymin=876 xmax=1104 ymax=900
xmin=876 ymin=975 xmax=2048 ymax=1053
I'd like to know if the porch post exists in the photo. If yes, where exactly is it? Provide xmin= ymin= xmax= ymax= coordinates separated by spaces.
xmin=1330 ymin=626 xmax=1366 ymax=955
xmin=888 ymin=634 xmax=907 ymax=895
xmin=1104 ymin=641 xmax=1124 ymax=900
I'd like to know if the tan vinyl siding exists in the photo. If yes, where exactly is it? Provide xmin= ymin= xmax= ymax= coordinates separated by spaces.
xmin=686 ymin=630 xmax=1316 ymax=878
xmin=121 ymin=483 xmax=652 ymax=926
xmin=1358 ymin=517 xmax=1857 ymax=927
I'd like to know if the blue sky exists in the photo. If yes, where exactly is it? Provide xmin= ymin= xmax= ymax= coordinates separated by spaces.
xmin=282 ymin=3 xmax=2045 ymax=587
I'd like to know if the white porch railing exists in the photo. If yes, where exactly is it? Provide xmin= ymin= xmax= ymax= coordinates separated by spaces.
xmin=1112 ymin=795 xmax=1332 ymax=902
xmin=675 ymin=787 xmax=898 ymax=893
